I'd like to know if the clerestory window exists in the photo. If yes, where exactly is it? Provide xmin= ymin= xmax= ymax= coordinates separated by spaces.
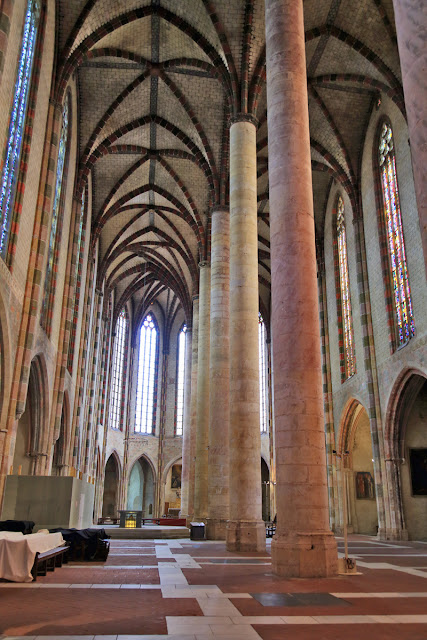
xmin=135 ymin=314 xmax=158 ymax=434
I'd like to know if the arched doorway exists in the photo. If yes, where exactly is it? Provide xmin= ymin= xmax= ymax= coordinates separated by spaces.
xmin=127 ymin=456 xmax=155 ymax=516
xmin=339 ymin=401 xmax=378 ymax=535
xmin=387 ymin=373 xmax=427 ymax=540
xmin=261 ymin=458 xmax=270 ymax=522
xmin=164 ymin=459 xmax=182 ymax=515
xmin=13 ymin=357 xmax=46 ymax=475
xmin=102 ymin=454 xmax=120 ymax=519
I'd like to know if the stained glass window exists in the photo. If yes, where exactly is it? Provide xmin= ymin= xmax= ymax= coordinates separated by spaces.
xmin=109 ymin=309 xmax=127 ymax=430
xmin=40 ymin=97 xmax=69 ymax=328
xmin=135 ymin=314 xmax=158 ymax=434
xmin=0 ymin=0 xmax=40 ymax=257
xmin=259 ymin=313 xmax=268 ymax=434
xmin=175 ymin=324 xmax=187 ymax=436
xmin=337 ymin=196 xmax=355 ymax=378
xmin=379 ymin=122 xmax=415 ymax=346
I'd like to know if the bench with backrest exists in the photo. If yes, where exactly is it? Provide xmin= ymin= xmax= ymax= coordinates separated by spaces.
xmin=31 ymin=543 xmax=70 ymax=580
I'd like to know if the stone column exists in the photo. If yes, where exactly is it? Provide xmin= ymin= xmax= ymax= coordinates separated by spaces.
xmin=185 ymin=296 xmax=199 ymax=525
xmin=392 ymin=0 xmax=427 ymax=276
xmin=206 ymin=206 xmax=230 ymax=540
xmin=265 ymin=0 xmax=337 ymax=576
xmin=193 ymin=264 xmax=210 ymax=521
xmin=180 ymin=324 xmax=193 ymax=519
xmin=227 ymin=115 xmax=265 ymax=552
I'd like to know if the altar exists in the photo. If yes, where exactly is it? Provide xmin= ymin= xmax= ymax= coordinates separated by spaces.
xmin=118 ymin=510 xmax=143 ymax=528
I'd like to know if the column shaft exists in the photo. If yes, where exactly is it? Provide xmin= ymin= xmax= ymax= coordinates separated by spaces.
xmin=392 ymin=0 xmax=427 ymax=276
xmin=185 ymin=297 xmax=199 ymax=525
xmin=265 ymin=0 xmax=337 ymax=576
xmin=180 ymin=325 xmax=193 ymax=518
xmin=193 ymin=265 xmax=210 ymax=520
xmin=207 ymin=206 xmax=230 ymax=539
xmin=227 ymin=118 xmax=265 ymax=552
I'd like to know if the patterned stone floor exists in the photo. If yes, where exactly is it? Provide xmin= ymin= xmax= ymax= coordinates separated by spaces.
xmin=1 ymin=534 xmax=427 ymax=639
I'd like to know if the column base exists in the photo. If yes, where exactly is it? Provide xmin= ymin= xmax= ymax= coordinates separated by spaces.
xmin=206 ymin=518 xmax=227 ymax=540
xmin=226 ymin=520 xmax=266 ymax=552
xmin=184 ymin=514 xmax=194 ymax=528
xmin=378 ymin=527 xmax=409 ymax=541
xmin=271 ymin=532 xmax=338 ymax=578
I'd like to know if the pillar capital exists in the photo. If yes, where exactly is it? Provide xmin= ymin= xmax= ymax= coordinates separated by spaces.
xmin=198 ymin=260 xmax=210 ymax=269
xmin=229 ymin=113 xmax=258 ymax=128
xmin=211 ymin=204 xmax=229 ymax=216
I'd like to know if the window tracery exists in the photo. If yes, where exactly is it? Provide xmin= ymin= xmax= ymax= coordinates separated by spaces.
xmin=0 ymin=0 xmax=40 ymax=257
xmin=135 ymin=314 xmax=158 ymax=434
xmin=109 ymin=309 xmax=127 ymax=431
xmin=336 ymin=196 xmax=355 ymax=379
xmin=259 ymin=313 xmax=268 ymax=434
xmin=175 ymin=324 xmax=187 ymax=436
xmin=378 ymin=122 xmax=414 ymax=347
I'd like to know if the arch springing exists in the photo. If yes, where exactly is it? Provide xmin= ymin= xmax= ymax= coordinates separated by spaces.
xmin=175 ymin=324 xmax=187 ymax=436
xmin=0 ymin=0 xmax=40 ymax=257
xmin=109 ymin=309 xmax=127 ymax=430
xmin=259 ymin=313 xmax=268 ymax=434
xmin=135 ymin=314 xmax=158 ymax=434
xmin=379 ymin=122 xmax=414 ymax=347
xmin=336 ymin=196 xmax=355 ymax=379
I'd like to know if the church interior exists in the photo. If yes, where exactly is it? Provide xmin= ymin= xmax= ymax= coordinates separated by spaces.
xmin=0 ymin=0 xmax=426 ymax=637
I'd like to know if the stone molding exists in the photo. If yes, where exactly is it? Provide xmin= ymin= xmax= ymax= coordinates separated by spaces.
xmin=229 ymin=113 xmax=258 ymax=128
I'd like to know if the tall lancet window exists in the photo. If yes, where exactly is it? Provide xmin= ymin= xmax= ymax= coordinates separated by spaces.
xmin=0 ymin=0 xmax=40 ymax=257
xmin=109 ymin=309 xmax=127 ymax=431
xmin=175 ymin=324 xmax=187 ymax=436
xmin=135 ymin=314 xmax=158 ymax=434
xmin=378 ymin=121 xmax=415 ymax=347
xmin=258 ymin=313 xmax=268 ymax=434
xmin=336 ymin=196 xmax=356 ymax=379
xmin=40 ymin=97 xmax=70 ymax=332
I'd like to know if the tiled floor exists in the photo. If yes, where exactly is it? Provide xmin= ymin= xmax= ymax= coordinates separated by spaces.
xmin=1 ymin=534 xmax=427 ymax=639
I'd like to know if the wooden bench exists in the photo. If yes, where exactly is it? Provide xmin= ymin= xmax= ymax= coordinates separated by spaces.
xmin=31 ymin=543 xmax=69 ymax=581
xmin=265 ymin=522 xmax=276 ymax=538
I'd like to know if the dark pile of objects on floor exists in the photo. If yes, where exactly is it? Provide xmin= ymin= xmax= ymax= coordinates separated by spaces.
xmin=49 ymin=528 xmax=110 ymax=561
xmin=0 ymin=519 xmax=34 ymax=534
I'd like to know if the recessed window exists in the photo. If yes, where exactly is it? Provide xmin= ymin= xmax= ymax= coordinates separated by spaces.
xmin=259 ymin=313 xmax=268 ymax=434
xmin=135 ymin=314 xmax=158 ymax=434
xmin=109 ymin=309 xmax=127 ymax=430
xmin=0 ymin=0 xmax=40 ymax=257
xmin=175 ymin=324 xmax=187 ymax=436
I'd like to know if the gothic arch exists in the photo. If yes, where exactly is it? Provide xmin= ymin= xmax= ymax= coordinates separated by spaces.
xmin=127 ymin=454 xmax=156 ymax=516
xmin=384 ymin=367 xmax=427 ymax=539
xmin=337 ymin=398 xmax=379 ymax=535
xmin=13 ymin=354 xmax=49 ymax=475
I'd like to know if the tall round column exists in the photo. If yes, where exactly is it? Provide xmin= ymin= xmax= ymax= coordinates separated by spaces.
xmin=206 ymin=205 xmax=230 ymax=540
xmin=193 ymin=263 xmax=210 ymax=521
xmin=180 ymin=323 xmax=193 ymax=519
xmin=227 ymin=116 xmax=265 ymax=552
xmin=185 ymin=296 xmax=199 ymax=525
xmin=265 ymin=0 xmax=337 ymax=576
xmin=392 ymin=0 xmax=427 ymax=276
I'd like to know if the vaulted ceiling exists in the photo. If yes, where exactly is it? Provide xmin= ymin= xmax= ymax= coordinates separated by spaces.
xmin=56 ymin=0 xmax=402 ymax=329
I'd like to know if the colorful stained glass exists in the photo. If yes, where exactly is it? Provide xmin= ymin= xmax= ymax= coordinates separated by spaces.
xmin=40 ymin=98 xmax=69 ymax=325
xmin=379 ymin=122 xmax=415 ymax=346
xmin=135 ymin=314 xmax=158 ymax=434
xmin=109 ymin=309 xmax=127 ymax=430
xmin=258 ymin=313 xmax=268 ymax=434
xmin=175 ymin=324 xmax=187 ymax=436
xmin=0 ymin=0 xmax=40 ymax=256
xmin=337 ymin=197 xmax=355 ymax=378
